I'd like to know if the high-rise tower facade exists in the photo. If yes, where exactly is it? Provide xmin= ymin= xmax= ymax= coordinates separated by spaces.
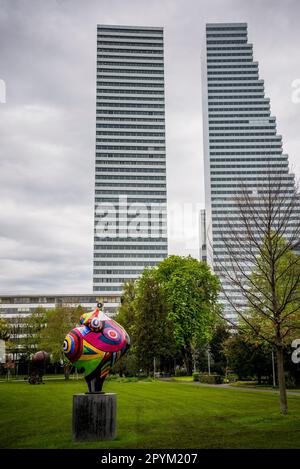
xmin=202 ymin=23 xmax=296 ymax=320
xmin=94 ymin=25 xmax=168 ymax=300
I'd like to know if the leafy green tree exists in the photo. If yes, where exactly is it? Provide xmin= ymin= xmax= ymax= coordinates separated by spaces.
xmin=117 ymin=256 xmax=221 ymax=376
xmin=39 ymin=306 xmax=83 ymax=379
xmin=223 ymin=333 xmax=272 ymax=383
xmin=20 ymin=308 xmax=48 ymax=358
xmin=157 ymin=256 xmax=221 ymax=373
xmin=0 ymin=318 xmax=10 ymax=341
xmin=133 ymin=268 xmax=177 ymax=374
xmin=5 ymin=315 xmax=24 ymax=361
xmin=116 ymin=280 xmax=137 ymax=347
xmin=209 ymin=322 xmax=230 ymax=375
xmin=117 ymin=272 xmax=177 ymax=375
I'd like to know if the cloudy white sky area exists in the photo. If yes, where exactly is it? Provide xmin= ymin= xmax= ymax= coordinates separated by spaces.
xmin=0 ymin=0 xmax=299 ymax=294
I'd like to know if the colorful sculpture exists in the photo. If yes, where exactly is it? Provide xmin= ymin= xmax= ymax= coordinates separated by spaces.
xmin=63 ymin=303 xmax=130 ymax=392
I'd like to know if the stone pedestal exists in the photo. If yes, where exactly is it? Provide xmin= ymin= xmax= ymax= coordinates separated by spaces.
xmin=72 ymin=392 xmax=116 ymax=442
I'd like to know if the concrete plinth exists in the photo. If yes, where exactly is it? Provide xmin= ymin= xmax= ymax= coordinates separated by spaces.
xmin=72 ymin=392 xmax=116 ymax=441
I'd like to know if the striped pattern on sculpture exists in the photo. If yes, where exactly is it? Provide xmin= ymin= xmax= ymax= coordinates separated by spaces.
xmin=63 ymin=304 xmax=130 ymax=392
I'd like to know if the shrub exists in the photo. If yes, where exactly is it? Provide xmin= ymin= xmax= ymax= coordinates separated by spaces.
xmin=175 ymin=368 xmax=187 ymax=377
xmin=226 ymin=373 xmax=238 ymax=383
xmin=192 ymin=372 xmax=200 ymax=381
xmin=199 ymin=372 xmax=223 ymax=384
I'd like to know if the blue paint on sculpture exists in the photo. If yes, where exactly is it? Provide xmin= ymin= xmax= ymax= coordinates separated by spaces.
xmin=63 ymin=303 xmax=130 ymax=392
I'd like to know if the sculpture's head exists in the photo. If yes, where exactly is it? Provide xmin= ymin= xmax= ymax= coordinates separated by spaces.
xmin=63 ymin=304 xmax=130 ymax=392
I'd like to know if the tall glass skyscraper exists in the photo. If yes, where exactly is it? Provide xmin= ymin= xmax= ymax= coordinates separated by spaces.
xmin=201 ymin=23 xmax=296 ymax=320
xmin=93 ymin=25 xmax=168 ymax=300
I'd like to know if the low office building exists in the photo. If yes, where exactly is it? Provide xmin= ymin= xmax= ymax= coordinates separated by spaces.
xmin=0 ymin=294 xmax=121 ymax=319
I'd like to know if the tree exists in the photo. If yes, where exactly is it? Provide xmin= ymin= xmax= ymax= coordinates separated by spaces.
xmin=116 ymin=280 xmax=137 ymax=347
xmin=216 ymin=173 xmax=300 ymax=413
xmin=116 ymin=256 xmax=221 ymax=376
xmin=116 ymin=273 xmax=177 ymax=375
xmin=20 ymin=308 xmax=47 ymax=359
xmin=133 ymin=268 xmax=177 ymax=374
xmin=157 ymin=256 xmax=221 ymax=374
xmin=0 ymin=318 xmax=10 ymax=341
xmin=5 ymin=315 xmax=24 ymax=361
xmin=209 ymin=322 xmax=230 ymax=375
xmin=223 ymin=333 xmax=272 ymax=383
xmin=39 ymin=306 xmax=83 ymax=379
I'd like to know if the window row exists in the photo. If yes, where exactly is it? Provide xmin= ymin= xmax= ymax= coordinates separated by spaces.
xmin=96 ymin=131 xmax=165 ymax=136
xmin=95 ymin=190 xmax=166 ymax=195
xmin=96 ymin=141 xmax=165 ymax=146
xmin=95 ymin=198 xmax=166 ymax=203
xmin=98 ymin=48 xmax=163 ymax=54
xmin=97 ymin=110 xmax=164 ymax=115
xmin=207 ymin=58 xmax=252 ymax=62
xmin=96 ymin=145 xmax=165 ymax=150
xmin=97 ymin=96 xmax=164 ymax=102
xmin=209 ymin=127 xmax=275 ymax=132
xmin=97 ymin=82 xmax=164 ymax=88
xmin=96 ymin=183 xmax=165 ymax=188
xmin=97 ymin=75 xmax=164 ymax=82
xmin=97 ymin=117 xmax=165 ymax=122
xmin=96 ymin=174 xmax=165 ymax=180
xmin=97 ymin=27 xmax=163 ymax=34
xmin=97 ymin=103 xmax=165 ymax=108
xmin=97 ymin=89 xmax=164 ymax=94
xmin=97 ymin=124 xmax=165 ymax=129
xmin=97 ymin=41 xmax=163 ymax=47
xmin=96 ymin=162 xmax=166 ymax=167
xmin=99 ymin=55 xmax=163 ymax=62
xmin=96 ymin=154 xmax=165 ymax=159
xmin=208 ymin=113 xmax=270 ymax=118
xmin=94 ymin=261 xmax=158 ymax=267
xmin=97 ymin=68 xmax=164 ymax=74
xmin=94 ymin=245 xmax=167 ymax=250
xmin=210 ymin=157 xmax=286 ymax=162
xmin=98 ymin=61 xmax=163 ymax=67
xmin=97 ymin=35 xmax=163 ymax=41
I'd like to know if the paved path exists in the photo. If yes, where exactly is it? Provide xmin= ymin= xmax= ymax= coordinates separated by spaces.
xmin=158 ymin=378 xmax=300 ymax=396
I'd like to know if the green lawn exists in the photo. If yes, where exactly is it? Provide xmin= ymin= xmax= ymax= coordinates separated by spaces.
xmin=0 ymin=379 xmax=300 ymax=449
xmin=173 ymin=376 xmax=193 ymax=382
xmin=229 ymin=380 xmax=300 ymax=392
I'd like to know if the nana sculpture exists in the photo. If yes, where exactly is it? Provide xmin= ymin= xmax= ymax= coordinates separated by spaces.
xmin=63 ymin=303 xmax=130 ymax=392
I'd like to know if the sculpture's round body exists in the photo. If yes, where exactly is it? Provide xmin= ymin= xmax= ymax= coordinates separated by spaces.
xmin=32 ymin=351 xmax=49 ymax=362
xmin=64 ymin=306 xmax=130 ymax=392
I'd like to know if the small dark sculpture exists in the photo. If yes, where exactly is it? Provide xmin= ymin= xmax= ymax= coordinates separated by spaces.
xmin=64 ymin=303 xmax=130 ymax=392
xmin=28 ymin=350 xmax=49 ymax=384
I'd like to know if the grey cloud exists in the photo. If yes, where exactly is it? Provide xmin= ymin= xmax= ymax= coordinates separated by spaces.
xmin=0 ymin=0 xmax=299 ymax=292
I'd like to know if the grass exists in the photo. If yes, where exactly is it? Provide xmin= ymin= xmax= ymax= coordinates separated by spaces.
xmin=173 ymin=376 xmax=193 ymax=382
xmin=0 ymin=379 xmax=300 ymax=449
xmin=229 ymin=381 xmax=300 ymax=392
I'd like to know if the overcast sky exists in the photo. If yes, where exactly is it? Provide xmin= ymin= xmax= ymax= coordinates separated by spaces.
xmin=0 ymin=0 xmax=299 ymax=294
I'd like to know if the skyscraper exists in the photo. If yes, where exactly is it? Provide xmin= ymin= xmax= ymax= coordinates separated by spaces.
xmin=201 ymin=23 xmax=296 ymax=320
xmin=94 ymin=25 xmax=168 ymax=302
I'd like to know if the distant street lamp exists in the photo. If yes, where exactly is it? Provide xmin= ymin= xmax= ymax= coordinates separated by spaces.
xmin=207 ymin=347 xmax=211 ymax=375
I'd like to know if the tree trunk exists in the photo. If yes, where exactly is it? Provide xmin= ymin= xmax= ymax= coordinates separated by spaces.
xmin=64 ymin=364 xmax=72 ymax=380
xmin=276 ymin=347 xmax=288 ymax=414
xmin=183 ymin=349 xmax=192 ymax=375
xmin=257 ymin=373 xmax=261 ymax=385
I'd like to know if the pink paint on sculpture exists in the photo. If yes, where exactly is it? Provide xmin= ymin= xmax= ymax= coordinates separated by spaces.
xmin=63 ymin=303 xmax=130 ymax=392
